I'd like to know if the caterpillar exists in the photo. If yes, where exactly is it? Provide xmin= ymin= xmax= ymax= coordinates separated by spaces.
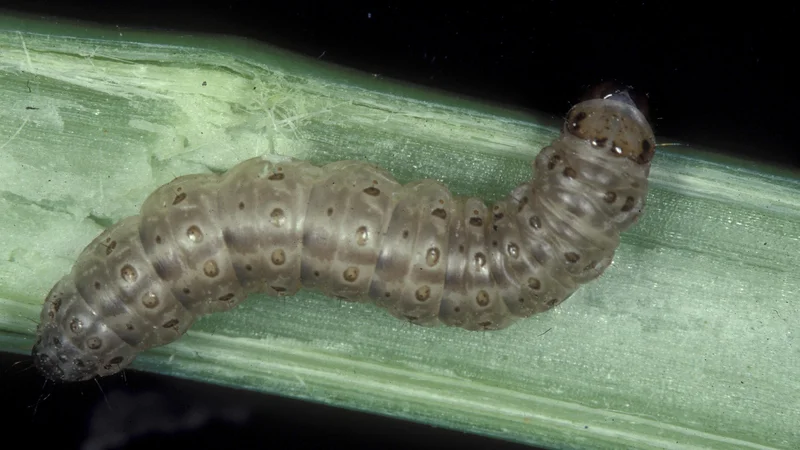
xmin=32 ymin=89 xmax=656 ymax=382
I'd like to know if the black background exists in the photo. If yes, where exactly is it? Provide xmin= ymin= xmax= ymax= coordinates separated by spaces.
xmin=1 ymin=2 xmax=797 ymax=450
xmin=2 ymin=1 xmax=798 ymax=169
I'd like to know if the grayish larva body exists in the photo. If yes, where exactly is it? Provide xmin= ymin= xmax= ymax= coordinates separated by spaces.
xmin=33 ymin=92 xmax=656 ymax=382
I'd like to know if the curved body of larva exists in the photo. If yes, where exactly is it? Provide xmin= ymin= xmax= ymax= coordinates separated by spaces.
xmin=32 ymin=92 xmax=655 ymax=382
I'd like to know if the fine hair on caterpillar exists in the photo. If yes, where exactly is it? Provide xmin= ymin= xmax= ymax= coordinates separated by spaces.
xmin=32 ymin=89 xmax=656 ymax=382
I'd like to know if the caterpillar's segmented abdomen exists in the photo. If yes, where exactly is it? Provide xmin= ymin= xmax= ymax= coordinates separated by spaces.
xmin=33 ymin=91 xmax=655 ymax=382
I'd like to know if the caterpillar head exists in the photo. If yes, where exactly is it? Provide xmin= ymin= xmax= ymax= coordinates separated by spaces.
xmin=565 ymin=89 xmax=656 ymax=165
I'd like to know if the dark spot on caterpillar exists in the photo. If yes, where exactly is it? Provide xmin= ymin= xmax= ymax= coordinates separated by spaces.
xmin=384 ymin=292 xmax=391 ymax=297
xmin=404 ymin=315 xmax=419 ymax=322
xmin=155 ymin=235 xmax=162 ymax=244
xmin=271 ymin=286 xmax=287 ymax=293
xmin=609 ymin=142 xmax=623 ymax=156
xmin=94 ymin=281 xmax=101 ymax=289
xmin=546 ymin=298 xmax=559 ymax=307
xmin=569 ymin=111 xmax=587 ymax=131
xmin=314 ymin=270 xmax=320 ymax=277
xmin=592 ymin=137 xmax=608 ymax=147
xmin=268 ymin=173 xmax=284 ymax=181
xmin=109 ymin=356 xmax=124 ymax=365
xmin=402 ymin=230 xmax=409 ymax=239
xmin=431 ymin=208 xmax=447 ymax=220
xmin=69 ymin=318 xmax=83 ymax=333
xmin=187 ymin=225 xmax=204 ymax=243
xmin=120 ymin=265 xmax=137 ymax=282
xmin=565 ymin=252 xmax=580 ymax=263
xmin=182 ymin=288 xmax=191 ymax=294
xmin=563 ymin=167 xmax=577 ymax=179
xmin=425 ymin=248 xmax=440 ymax=266
xmin=126 ymin=323 xmax=134 ymax=331
xmin=356 ymin=226 xmax=369 ymax=246
xmin=529 ymin=215 xmax=542 ymax=229
xmin=527 ymin=277 xmax=541 ymax=290
xmin=507 ymin=243 xmax=519 ymax=258
xmin=327 ymin=207 xmax=334 ymax=216
xmin=105 ymin=240 xmax=117 ymax=255
xmin=454 ymin=307 xmax=461 ymax=313
xmin=638 ymin=139 xmax=655 ymax=164
xmin=203 ymin=260 xmax=220 ymax=277
xmin=270 ymin=208 xmax=286 ymax=227
xmin=245 ymin=264 xmax=253 ymax=271
xmin=604 ymin=191 xmax=617 ymax=203
xmin=162 ymin=318 xmax=179 ymax=328
xmin=458 ymin=244 xmax=465 ymax=253
xmin=218 ymin=293 xmax=235 ymax=301
xmin=474 ymin=252 xmax=486 ymax=268
xmin=238 ymin=201 xmax=245 ymax=210
xmin=621 ymin=196 xmax=636 ymax=212
xmin=547 ymin=154 xmax=562 ymax=170
xmin=141 ymin=292 xmax=159 ymax=308
xmin=271 ymin=249 xmax=286 ymax=266
xmin=492 ymin=240 xmax=498 ymax=247
xmin=475 ymin=290 xmax=490 ymax=307
xmin=172 ymin=192 xmax=187 ymax=205
xmin=86 ymin=337 xmax=102 ymax=350
xmin=518 ymin=298 xmax=525 ymax=303
xmin=52 ymin=337 xmax=61 ymax=348
xmin=415 ymin=285 xmax=431 ymax=301
xmin=343 ymin=266 xmax=359 ymax=282
xmin=363 ymin=186 xmax=381 ymax=196
xmin=478 ymin=321 xmax=493 ymax=328
xmin=469 ymin=217 xmax=483 ymax=227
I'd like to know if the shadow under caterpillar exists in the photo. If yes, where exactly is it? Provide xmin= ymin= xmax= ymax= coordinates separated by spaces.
xmin=32 ymin=89 xmax=656 ymax=382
